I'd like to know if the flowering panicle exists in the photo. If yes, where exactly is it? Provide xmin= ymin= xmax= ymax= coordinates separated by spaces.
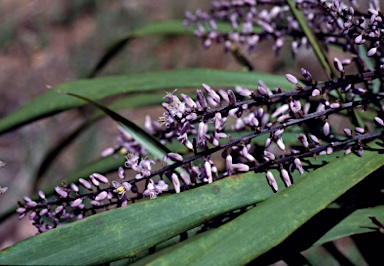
xmin=184 ymin=0 xmax=384 ymax=70
xmin=16 ymin=0 xmax=384 ymax=234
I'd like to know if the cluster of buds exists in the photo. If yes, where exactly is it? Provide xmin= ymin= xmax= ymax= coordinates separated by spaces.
xmin=184 ymin=0 xmax=383 ymax=63
xmin=16 ymin=0 xmax=384 ymax=233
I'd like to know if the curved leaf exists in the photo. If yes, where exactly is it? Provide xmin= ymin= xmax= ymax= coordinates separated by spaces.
xmin=0 ymin=147 xmax=373 ymax=265
xmin=0 ymin=170 xmax=278 ymax=265
xmin=314 ymin=205 xmax=384 ymax=246
xmin=0 ymin=68 xmax=295 ymax=135
xmin=63 ymin=91 xmax=170 ymax=160
xmin=88 ymin=20 xmax=189 ymax=78
xmin=143 ymin=142 xmax=384 ymax=265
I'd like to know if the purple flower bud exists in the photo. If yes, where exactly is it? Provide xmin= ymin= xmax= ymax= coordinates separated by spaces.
xmin=312 ymin=89 xmax=321 ymax=97
xmin=39 ymin=208 xmax=49 ymax=216
xmin=95 ymin=191 xmax=108 ymax=201
xmin=281 ymin=169 xmax=292 ymax=187
xmin=353 ymin=87 xmax=366 ymax=95
xmin=70 ymin=198 xmax=83 ymax=208
xmin=171 ymin=173 xmax=181 ymax=193
xmin=343 ymin=128 xmax=352 ymax=137
xmin=355 ymin=127 xmax=364 ymax=134
xmin=330 ymin=102 xmax=340 ymax=109
xmin=277 ymin=114 xmax=291 ymax=122
xmin=345 ymin=147 xmax=352 ymax=155
xmin=23 ymin=196 xmax=32 ymax=203
xmin=90 ymin=177 xmax=100 ymax=187
xmin=55 ymin=186 xmax=68 ymax=198
xmin=358 ymin=147 xmax=364 ymax=157
xmin=333 ymin=57 xmax=344 ymax=72
xmin=71 ymin=183 xmax=79 ymax=193
xmin=257 ymin=86 xmax=268 ymax=96
xmin=55 ymin=206 xmax=64 ymax=214
xmin=181 ymin=94 xmax=197 ymax=108
xmin=300 ymin=68 xmax=312 ymax=81
xmin=275 ymin=128 xmax=284 ymax=136
xmin=289 ymin=99 xmax=301 ymax=113
xmin=202 ymin=83 xmax=221 ymax=103
xmin=264 ymin=151 xmax=275 ymax=161
xmin=92 ymin=173 xmax=109 ymax=184
xmin=310 ymin=134 xmax=320 ymax=145
xmin=367 ymin=47 xmax=377 ymax=57
xmin=298 ymin=134 xmax=308 ymax=148
xmin=264 ymin=137 xmax=271 ymax=148
xmin=167 ymin=153 xmax=183 ymax=162
xmin=354 ymin=34 xmax=365 ymax=44
xmin=101 ymin=147 xmax=114 ymax=157
xmin=266 ymin=171 xmax=278 ymax=191
xmin=327 ymin=146 xmax=333 ymax=155
xmin=285 ymin=74 xmax=298 ymax=84
xmin=271 ymin=104 xmax=289 ymax=118
xmin=374 ymin=117 xmax=384 ymax=127
xmin=179 ymin=173 xmax=190 ymax=186
xmin=196 ymin=89 xmax=208 ymax=109
xmin=227 ymin=90 xmax=237 ymax=105
xmin=38 ymin=190 xmax=46 ymax=200
xmin=28 ymin=211 xmax=38 ymax=221
xmin=323 ymin=121 xmax=330 ymax=136
xmin=27 ymin=201 xmax=38 ymax=207
xmin=79 ymin=178 xmax=92 ymax=190
xmin=16 ymin=207 xmax=26 ymax=214
xmin=276 ymin=138 xmax=285 ymax=151
xmin=90 ymin=200 xmax=100 ymax=206
xmin=294 ymin=158 xmax=304 ymax=174
xmin=341 ymin=84 xmax=351 ymax=93
xmin=204 ymin=161 xmax=213 ymax=184
xmin=232 ymin=163 xmax=250 ymax=172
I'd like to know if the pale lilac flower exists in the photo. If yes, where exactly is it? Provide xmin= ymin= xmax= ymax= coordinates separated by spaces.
xmin=285 ymin=74 xmax=298 ymax=85
xmin=280 ymin=169 xmax=292 ymax=187
xmin=70 ymin=198 xmax=83 ymax=208
xmin=294 ymin=158 xmax=304 ymax=174
xmin=266 ymin=171 xmax=278 ymax=191
xmin=374 ymin=117 xmax=384 ymax=127
xmin=155 ymin=180 xmax=169 ymax=192
xmin=232 ymin=163 xmax=250 ymax=172
xmin=367 ymin=47 xmax=377 ymax=57
xmin=323 ymin=121 xmax=330 ymax=136
xmin=204 ymin=161 xmax=213 ymax=183
xmin=95 ymin=191 xmax=108 ymax=201
xmin=55 ymin=186 xmax=68 ymax=198
xmin=171 ymin=173 xmax=181 ymax=193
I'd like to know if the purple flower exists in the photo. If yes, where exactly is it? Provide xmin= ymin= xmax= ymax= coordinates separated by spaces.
xmin=266 ymin=171 xmax=278 ymax=191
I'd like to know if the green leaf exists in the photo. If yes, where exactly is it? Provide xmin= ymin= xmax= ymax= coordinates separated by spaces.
xmin=314 ymin=205 xmax=384 ymax=246
xmin=143 ymin=142 xmax=384 ymax=265
xmin=1 ymin=146 xmax=379 ymax=265
xmin=0 ymin=171 xmax=277 ymax=265
xmin=0 ymin=68 xmax=295 ymax=135
xmin=62 ymin=91 xmax=170 ymax=160
xmin=88 ymin=20 xmax=189 ymax=78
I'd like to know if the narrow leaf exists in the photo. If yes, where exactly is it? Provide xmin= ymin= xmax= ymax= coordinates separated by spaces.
xmin=0 ymin=68 xmax=295 ymax=135
xmin=145 ymin=142 xmax=384 ymax=265
xmin=62 ymin=91 xmax=171 ymax=160
xmin=88 ymin=20 xmax=189 ymax=77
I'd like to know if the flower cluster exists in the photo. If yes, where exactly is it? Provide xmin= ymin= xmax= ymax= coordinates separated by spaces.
xmin=184 ymin=0 xmax=383 ymax=64
xmin=16 ymin=0 xmax=384 ymax=233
